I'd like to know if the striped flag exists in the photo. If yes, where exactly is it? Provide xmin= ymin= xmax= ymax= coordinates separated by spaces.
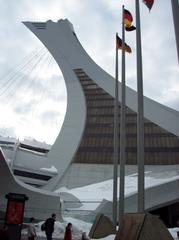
xmin=124 ymin=9 xmax=136 ymax=31
xmin=116 ymin=35 xmax=132 ymax=53
xmin=143 ymin=0 xmax=154 ymax=11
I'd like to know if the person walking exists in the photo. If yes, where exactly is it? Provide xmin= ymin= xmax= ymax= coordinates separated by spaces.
xmin=44 ymin=213 xmax=56 ymax=240
xmin=64 ymin=223 xmax=72 ymax=240
xmin=27 ymin=217 xmax=37 ymax=240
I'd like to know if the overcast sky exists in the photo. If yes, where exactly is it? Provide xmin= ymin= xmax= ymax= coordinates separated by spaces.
xmin=0 ymin=0 xmax=178 ymax=144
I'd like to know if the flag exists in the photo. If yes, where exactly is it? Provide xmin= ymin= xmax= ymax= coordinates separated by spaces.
xmin=116 ymin=35 xmax=132 ymax=53
xmin=143 ymin=0 xmax=154 ymax=11
xmin=124 ymin=9 xmax=136 ymax=31
xmin=125 ymin=25 xmax=136 ymax=32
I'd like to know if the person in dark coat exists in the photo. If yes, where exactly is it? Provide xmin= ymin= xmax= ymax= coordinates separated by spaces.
xmin=0 ymin=225 xmax=9 ymax=240
xmin=64 ymin=223 xmax=72 ymax=240
xmin=44 ymin=213 xmax=56 ymax=240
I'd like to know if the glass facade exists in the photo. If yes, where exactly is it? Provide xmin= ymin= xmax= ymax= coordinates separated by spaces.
xmin=73 ymin=69 xmax=179 ymax=165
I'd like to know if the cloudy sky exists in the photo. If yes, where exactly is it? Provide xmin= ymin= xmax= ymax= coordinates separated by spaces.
xmin=0 ymin=0 xmax=178 ymax=144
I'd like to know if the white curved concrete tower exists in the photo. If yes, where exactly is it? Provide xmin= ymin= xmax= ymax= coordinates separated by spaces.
xmin=22 ymin=19 xmax=179 ymax=189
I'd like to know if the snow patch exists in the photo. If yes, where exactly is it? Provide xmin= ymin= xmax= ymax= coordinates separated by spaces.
xmin=40 ymin=166 xmax=58 ymax=173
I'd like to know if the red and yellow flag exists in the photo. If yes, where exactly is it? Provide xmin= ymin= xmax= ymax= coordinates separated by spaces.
xmin=124 ymin=9 xmax=136 ymax=31
xmin=143 ymin=0 xmax=154 ymax=11
xmin=116 ymin=35 xmax=132 ymax=53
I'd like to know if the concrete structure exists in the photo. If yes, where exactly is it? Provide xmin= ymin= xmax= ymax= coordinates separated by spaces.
xmin=0 ymin=148 xmax=61 ymax=220
xmin=0 ymin=19 xmax=179 ymax=221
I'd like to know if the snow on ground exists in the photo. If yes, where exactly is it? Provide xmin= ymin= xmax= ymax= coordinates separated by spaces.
xmin=51 ymin=170 xmax=179 ymax=240
xmin=22 ymin=217 xmax=92 ymax=240
xmin=21 ymin=218 xmax=179 ymax=240
xmin=56 ymin=170 xmax=179 ymax=211
xmin=168 ymin=228 xmax=179 ymax=240
xmin=40 ymin=166 xmax=58 ymax=173
xmin=21 ymin=170 xmax=179 ymax=240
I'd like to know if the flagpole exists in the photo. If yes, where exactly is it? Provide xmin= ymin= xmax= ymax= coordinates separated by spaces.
xmin=113 ymin=32 xmax=119 ymax=226
xmin=119 ymin=5 xmax=126 ymax=223
xmin=135 ymin=0 xmax=145 ymax=212
xmin=171 ymin=0 xmax=179 ymax=63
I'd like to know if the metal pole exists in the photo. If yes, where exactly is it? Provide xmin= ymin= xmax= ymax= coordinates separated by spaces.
xmin=171 ymin=0 xmax=179 ymax=64
xmin=119 ymin=5 xmax=126 ymax=224
xmin=135 ymin=0 xmax=145 ymax=212
xmin=113 ymin=32 xmax=119 ymax=225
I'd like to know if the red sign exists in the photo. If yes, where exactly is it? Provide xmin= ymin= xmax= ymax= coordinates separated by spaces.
xmin=6 ymin=201 xmax=24 ymax=224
